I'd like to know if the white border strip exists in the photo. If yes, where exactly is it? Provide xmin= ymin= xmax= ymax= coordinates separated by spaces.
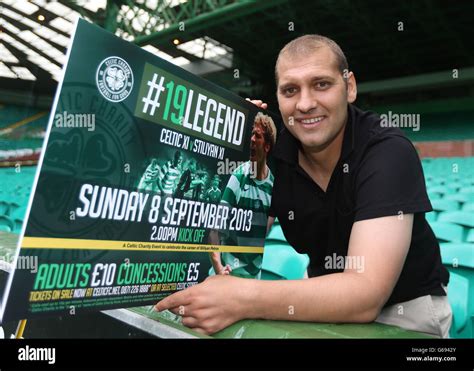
xmin=101 ymin=309 xmax=199 ymax=339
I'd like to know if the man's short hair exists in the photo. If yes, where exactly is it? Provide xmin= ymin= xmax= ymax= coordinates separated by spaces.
xmin=254 ymin=112 xmax=277 ymax=152
xmin=275 ymin=34 xmax=349 ymax=84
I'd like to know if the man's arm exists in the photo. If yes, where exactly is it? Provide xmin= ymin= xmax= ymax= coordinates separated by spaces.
xmin=155 ymin=214 xmax=412 ymax=334
xmin=266 ymin=216 xmax=275 ymax=234
xmin=249 ymin=214 xmax=412 ymax=322
xmin=208 ymin=231 xmax=231 ymax=275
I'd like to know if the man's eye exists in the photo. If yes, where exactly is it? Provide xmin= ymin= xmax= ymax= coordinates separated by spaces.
xmin=316 ymin=82 xmax=330 ymax=89
xmin=283 ymin=87 xmax=296 ymax=95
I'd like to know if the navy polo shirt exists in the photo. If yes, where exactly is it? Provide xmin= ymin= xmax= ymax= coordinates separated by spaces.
xmin=269 ymin=104 xmax=449 ymax=306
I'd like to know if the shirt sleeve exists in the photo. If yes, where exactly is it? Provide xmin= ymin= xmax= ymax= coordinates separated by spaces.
xmin=221 ymin=173 xmax=241 ymax=206
xmin=354 ymin=135 xmax=432 ymax=222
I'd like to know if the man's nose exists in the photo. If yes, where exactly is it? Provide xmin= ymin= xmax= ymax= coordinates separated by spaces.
xmin=296 ymin=89 xmax=317 ymax=113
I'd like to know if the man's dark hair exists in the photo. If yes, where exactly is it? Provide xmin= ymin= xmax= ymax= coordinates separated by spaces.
xmin=275 ymin=34 xmax=349 ymax=84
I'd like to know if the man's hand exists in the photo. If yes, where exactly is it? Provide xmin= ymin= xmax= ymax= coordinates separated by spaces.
xmin=219 ymin=264 xmax=232 ymax=275
xmin=154 ymin=275 xmax=253 ymax=335
xmin=208 ymin=250 xmax=232 ymax=275
xmin=246 ymin=98 xmax=267 ymax=110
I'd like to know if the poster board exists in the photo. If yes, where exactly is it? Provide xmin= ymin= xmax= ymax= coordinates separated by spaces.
xmin=0 ymin=19 xmax=279 ymax=322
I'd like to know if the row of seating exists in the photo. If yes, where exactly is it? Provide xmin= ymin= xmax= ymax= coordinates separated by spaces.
xmin=0 ymin=104 xmax=45 ymax=129
xmin=261 ymin=157 xmax=474 ymax=338
xmin=0 ymin=166 xmax=36 ymax=232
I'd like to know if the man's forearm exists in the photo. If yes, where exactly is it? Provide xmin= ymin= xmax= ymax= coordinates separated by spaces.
xmin=209 ymin=252 xmax=224 ymax=273
xmin=242 ymin=273 xmax=384 ymax=323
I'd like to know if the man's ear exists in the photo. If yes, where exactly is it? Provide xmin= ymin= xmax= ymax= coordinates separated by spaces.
xmin=264 ymin=143 xmax=271 ymax=154
xmin=346 ymin=71 xmax=357 ymax=103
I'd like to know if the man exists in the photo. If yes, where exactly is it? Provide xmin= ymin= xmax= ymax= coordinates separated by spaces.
xmin=209 ymin=112 xmax=276 ymax=278
xmin=157 ymin=150 xmax=182 ymax=196
xmin=205 ymin=175 xmax=222 ymax=203
xmin=155 ymin=35 xmax=451 ymax=338
xmin=174 ymin=158 xmax=205 ymax=199
xmin=137 ymin=158 xmax=160 ymax=192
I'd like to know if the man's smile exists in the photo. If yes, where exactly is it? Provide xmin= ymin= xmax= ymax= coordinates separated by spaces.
xmin=295 ymin=115 xmax=327 ymax=128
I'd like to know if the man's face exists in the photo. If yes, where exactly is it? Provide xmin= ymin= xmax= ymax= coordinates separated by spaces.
xmin=174 ymin=155 xmax=183 ymax=167
xmin=250 ymin=123 xmax=269 ymax=162
xmin=276 ymin=46 xmax=356 ymax=152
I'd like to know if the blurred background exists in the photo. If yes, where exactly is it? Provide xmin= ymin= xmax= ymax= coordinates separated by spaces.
xmin=0 ymin=0 xmax=472 ymax=338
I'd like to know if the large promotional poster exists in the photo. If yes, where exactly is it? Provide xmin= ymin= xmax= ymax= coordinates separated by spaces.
xmin=0 ymin=19 xmax=279 ymax=322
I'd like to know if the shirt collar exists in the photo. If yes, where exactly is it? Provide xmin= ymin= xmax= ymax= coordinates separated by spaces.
xmin=273 ymin=104 xmax=356 ymax=165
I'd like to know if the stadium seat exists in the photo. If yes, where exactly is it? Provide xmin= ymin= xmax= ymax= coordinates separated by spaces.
xmin=467 ymin=230 xmax=474 ymax=243
xmin=5 ymin=202 xmax=19 ymax=217
xmin=429 ymin=185 xmax=448 ymax=195
xmin=446 ymin=183 xmax=461 ymax=193
xmin=429 ymin=222 xmax=465 ymax=243
xmin=460 ymin=186 xmax=474 ymax=194
xmin=440 ymin=243 xmax=474 ymax=269
xmin=13 ymin=218 xmax=23 ymax=232
xmin=431 ymin=199 xmax=460 ymax=212
xmin=463 ymin=203 xmax=474 ymax=212
xmin=437 ymin=211 xmax=474 ymax=228
xmin=261 ymin=242 xmax=309 ymax=280
xmin=440 ymin=242 xmax=474 ymax=338
xmin=427 ymin=191 xmax=441 ymax=201
xmin=0 ymin=215 xmax=14 ymax=231
xmin=447 ymin=272 xmax=471 ymax=338
xmin=445 ymin=193 xmax=474 ymax=204
xmin=0 ymin=201 xmax=8 ymax=216
xmin=265 ymin=226 xmax=287 ymax=243
xmin=0 ymin=225 xmax=11 ymax=232
xmin=425 ymin=212 xmax=437 ymax=223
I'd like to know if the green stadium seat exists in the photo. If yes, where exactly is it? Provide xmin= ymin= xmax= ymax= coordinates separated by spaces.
xmin=6 ymin=201 xmax=20 ymax=217
xmin=261 ymin=243 xmax=309 ymax=280
xmin=467 ymin=230 xmax=474 ymax=243
xmin=447 ymin=272 xmax=471 ymax=338
xmin=0 ymin=225 xmax=11 ymax=232
xmin=463 ymin=203 xmax=474 ymax=212
xmin=440 ymin=242 xmax=474 ymax=338
xmin=437 ymin=211 xmax=474 ymax=228
xmin=429 ymin=185 xmax=448 ymax=195
xmin=425 ymin=212 xmax=437 ymax=223
xmin=0 ymin=215 xmax=14 ymax=230
xmin=427 ymin=191 xmax=441 ymax=201
xmin=429 ymin=222 xmax=465 ymax=243
xmin=446 ymin=183 xmax=461 ymax=193
xmin=13 ymin=218 xmax=23 ymax=232
xmin=0 ymin=201 xmax=8 ymax=216
xmin=440 ymin=243 xmax=474 ymax=269
xmin=431 ymin=199 xmax=460 ymax=212
xmin=460 ymin=187 xmax=474 ymax=194
xmin=266 ymin=226 xmax=287 ymax=243
xmin=445 ymin=193 xmax=474 ymax=204
xmin=11 ymin=206 xmax=27 ymax=221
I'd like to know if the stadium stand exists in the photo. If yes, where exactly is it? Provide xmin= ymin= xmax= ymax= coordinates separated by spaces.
xmin=0 ymin=166 xmax=37 ymax=233
xmin=0 ymin=104 xmax=47 ymax=166
xmin=422 ymin=157 xmax=474 ymax=338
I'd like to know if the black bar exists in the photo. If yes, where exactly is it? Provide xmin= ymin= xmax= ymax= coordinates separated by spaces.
xmin=0 ymin=339 xmax=473 ymax=369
